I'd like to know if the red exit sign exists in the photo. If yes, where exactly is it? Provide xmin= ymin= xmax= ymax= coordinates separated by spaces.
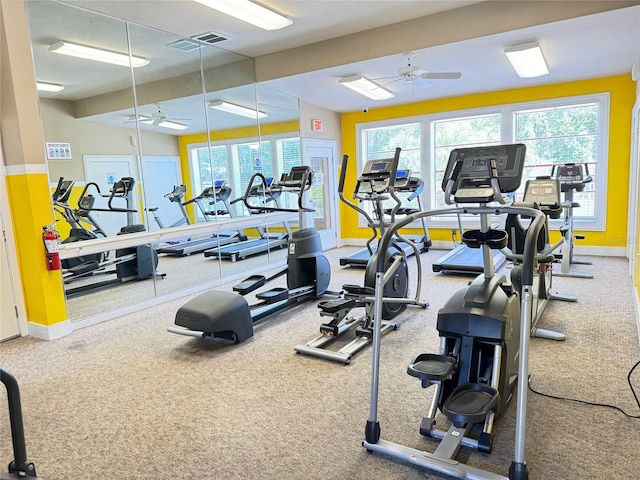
xmin=312 ymin=119 xmax=323 ymax=132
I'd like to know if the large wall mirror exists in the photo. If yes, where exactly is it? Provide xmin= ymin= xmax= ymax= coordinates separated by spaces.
xmin=25 ymin=0 xmax=301 ymax=323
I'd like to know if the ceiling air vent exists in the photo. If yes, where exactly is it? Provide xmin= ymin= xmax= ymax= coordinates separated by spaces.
xmin=167 ymin=39 xmax=200 ymax=53
xmin=191 ymin=31 xmax=228 ymax=45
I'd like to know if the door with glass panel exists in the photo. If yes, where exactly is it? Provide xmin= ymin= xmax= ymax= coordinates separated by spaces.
xmin=302 ymin=139 xmax=337 ymax=250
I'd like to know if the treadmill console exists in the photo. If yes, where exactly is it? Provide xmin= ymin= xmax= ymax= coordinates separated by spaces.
xmin=279 ymin=166 xmax=312 ymax=189
xmin=443 ymin=144 xmax=526 ymax=203
xmin=355 ymin=158 xmax=396 ymax=196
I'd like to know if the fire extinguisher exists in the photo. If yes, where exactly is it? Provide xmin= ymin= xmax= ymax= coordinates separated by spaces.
xmin=42 ymin=225 xmax=61 ymax=271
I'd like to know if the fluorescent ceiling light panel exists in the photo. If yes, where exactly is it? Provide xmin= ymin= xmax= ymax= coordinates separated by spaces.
xmin=194 ymin=0 xmax=292 ymax=30
xmin=504 ymin=41 xmax=549 ymax=78
xmin=37 ymin=82 xmax=64 ymax=92
xmin=49 ymin=41 xmax=150 ymax=68
xmin=156 ymin=120 xmax=188 ymax=130
xmin=209 ymin=100 xmax=268 ymax=119
xmin=338 ymin=75 xmax=395 ymax=101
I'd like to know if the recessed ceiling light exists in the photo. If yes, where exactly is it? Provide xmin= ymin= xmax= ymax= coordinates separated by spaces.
xmin=49 ymin=41 xmax=149 ymax=68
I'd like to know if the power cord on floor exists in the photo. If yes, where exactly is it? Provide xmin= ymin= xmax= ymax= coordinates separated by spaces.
xmin=528 ymin=359 xmax=640 ymax=419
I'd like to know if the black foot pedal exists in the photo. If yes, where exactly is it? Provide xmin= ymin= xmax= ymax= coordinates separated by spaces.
xmin=318 ymin=298 xmax=355 ymax=313
xmin=343 ymin=284 xmax=374 ymax=296
xmin=442 ymin=383 xmax=499 ymax=425
xmin=256 ymin=288 xmax=289 ymax=304
xmin=407 ymin=354 xmax=456 ymax=388
xmin=233 ymin=275 xmax=266 ymax=295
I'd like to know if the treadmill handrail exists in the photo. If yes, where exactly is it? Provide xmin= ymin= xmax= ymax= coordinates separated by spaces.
xmin=242 ymin=171 xmax=315 ymax=214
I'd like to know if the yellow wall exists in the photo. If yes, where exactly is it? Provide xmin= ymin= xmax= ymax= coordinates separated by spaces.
xmin=340 ymin=75 xmax=636 ymax=246
xmin=7 ymin=173 xmax=66 ymax=326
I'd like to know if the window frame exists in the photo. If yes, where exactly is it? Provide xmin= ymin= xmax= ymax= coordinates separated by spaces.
xmin=355 ymin=92 xmax=609 ymax=231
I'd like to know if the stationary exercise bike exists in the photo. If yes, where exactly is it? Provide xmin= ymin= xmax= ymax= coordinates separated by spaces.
xmin=552 ymin=163 xmax=594 ymax=278
xmin=363 ymin=144 xmax=546 ymax=480
xmin=168 ymin=165 xmax=332 ymax=343
xmin=504 ymin=175 xmax=576 ymax=341
xmin=294 ymin=150 xmax=427 ymax=364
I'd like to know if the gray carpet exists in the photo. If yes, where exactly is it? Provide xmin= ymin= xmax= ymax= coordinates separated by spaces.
xmin=1 ymin=247 xmax=639 ymax=479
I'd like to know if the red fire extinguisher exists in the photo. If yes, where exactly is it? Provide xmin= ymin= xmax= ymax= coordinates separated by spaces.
xmin=42 ymin=225 xmax=61 ymax=271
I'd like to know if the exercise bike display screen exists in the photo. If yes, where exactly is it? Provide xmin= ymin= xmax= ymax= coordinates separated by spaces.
xmin=524 ymin=179 xmax=560 ymax=205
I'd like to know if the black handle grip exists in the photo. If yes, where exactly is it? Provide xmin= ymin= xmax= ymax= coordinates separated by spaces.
xmin=338 ymin=155 xmax=349 ymax=194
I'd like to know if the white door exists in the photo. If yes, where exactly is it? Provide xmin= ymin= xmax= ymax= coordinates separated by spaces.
xmin=302 ymin=139 xmax=338 ymax=250
xmin=140 ymin=156 xmax=182 ymax=230
xmin=83 ymin=155 xmax=138 ymax=237
xmin=0 ymin=219 xmax=20 ymax=341
xmin=0 ymin=137 xmax=21 ymax=341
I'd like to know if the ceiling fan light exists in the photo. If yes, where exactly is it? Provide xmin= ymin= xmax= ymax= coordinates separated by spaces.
xmin=194 ymin=0 xmax=292 ymax=30
xmin=209 ymin=100 xmax=268 ymax=119
xmin=36 ymin=81 xmax=64 ymax=92
xmin=338 ymin=75 xmax=394 ymax=101
xmin=49 ymin=41 xmax=150 ymax=68
xmin=504 ymin=41 xmax=549 ymax=78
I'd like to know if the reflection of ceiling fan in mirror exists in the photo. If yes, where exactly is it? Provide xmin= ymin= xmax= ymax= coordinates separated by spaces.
xmin=379 ymin=52 xmax=462 ymax=90
xmin=124 ymin=103 xmax=189 ymax=130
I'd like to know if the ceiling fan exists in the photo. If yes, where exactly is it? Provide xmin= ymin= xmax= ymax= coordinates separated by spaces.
xmin=124 ymin=103 xmax=189 ymax=130
xmin=380 ymin=52 xmax=462 ymax=89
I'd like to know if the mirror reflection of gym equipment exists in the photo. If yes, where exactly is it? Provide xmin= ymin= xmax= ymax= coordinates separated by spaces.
xmin=203 ymin=176 xmax=291 ymax=263
xmin=363 ymin=144 xmax=551 ymax=480
xmin=156 ymin=180 xmax=247 ymax=257
xmin=52 ymin=176 xmax=163 ymax=298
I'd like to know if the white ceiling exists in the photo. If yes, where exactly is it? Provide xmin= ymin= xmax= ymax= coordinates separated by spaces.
xmin=34 ymin=0 xmax=640 ymax=133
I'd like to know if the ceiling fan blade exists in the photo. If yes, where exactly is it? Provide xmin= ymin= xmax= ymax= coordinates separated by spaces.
xmin=420 ymin=72 xmax=462 ymax=80
xmin=413 ymin=77 xmax=432 ymax=90
xmin=124 ymin=114 xmax=152 ymax=124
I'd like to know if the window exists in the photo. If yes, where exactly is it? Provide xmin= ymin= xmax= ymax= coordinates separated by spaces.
xmin=356 ymin=93 xmax=608 ymax=230
xmin=189 ymin=134 xmax=301 ymax=221
xmin=514 ymin=103 xmax=600 ymax=218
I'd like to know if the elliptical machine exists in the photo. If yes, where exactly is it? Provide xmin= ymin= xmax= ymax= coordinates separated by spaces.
xmin=363 ymin=144 xmax=545 ymax=480
xmin=53 ymin=177 xmax=163 ymax=296
xmin=168 ymin=165 xmax=332 ymax=343
xmin=294 ymin=150 xmax=427 ymax=364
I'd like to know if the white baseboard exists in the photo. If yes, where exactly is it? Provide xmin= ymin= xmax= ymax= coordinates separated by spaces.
xmin=28 ymin=319 xmax=73 ymax=340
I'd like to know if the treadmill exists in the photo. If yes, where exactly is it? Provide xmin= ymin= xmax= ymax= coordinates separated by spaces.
xmin=339 ymin=167 xmax=429 ymax=268
xmin=204 ymin=177 xmax=290 ymax=262
xmin=432 ymin=188 xmax=507 ymax=275
xmin=156 ymin=180 xmax=247 ymax=256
